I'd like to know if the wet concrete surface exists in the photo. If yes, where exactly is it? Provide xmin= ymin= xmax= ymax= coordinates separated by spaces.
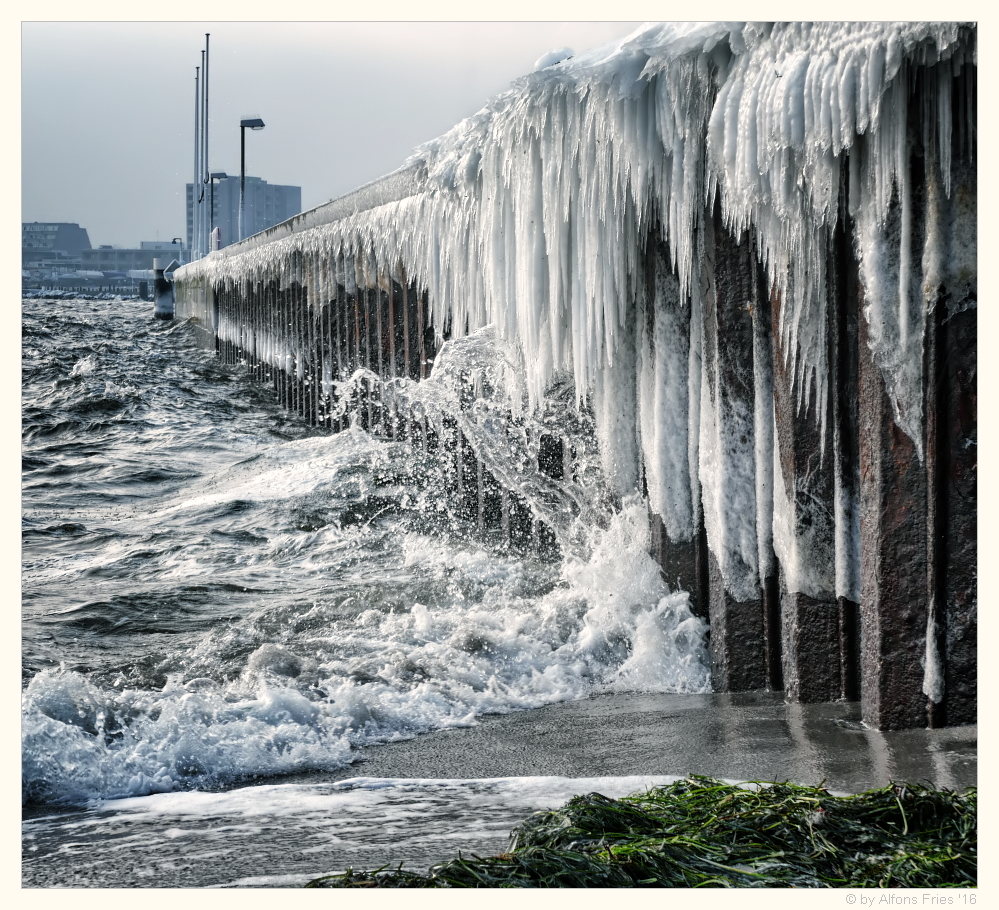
xmin=331 ymin=690 xmax=977 ymax=793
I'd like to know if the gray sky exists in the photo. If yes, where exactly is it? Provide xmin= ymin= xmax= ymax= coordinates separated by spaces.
xmin=21 ymin=21 xmax=642 ymax=248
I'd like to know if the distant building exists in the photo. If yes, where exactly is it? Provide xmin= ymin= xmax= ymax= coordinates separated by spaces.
xmin=186 ymin=176 xmax=301 ymax=251
xmin=140 ymin=241 xmax=183 ymax=252
xmin=22 ymin=222 xmax=92 ymax=257
xmin=80 ymin=243 xmax=186 ymax=273
xmin=22 ymin=222 xmax=92 ymax=279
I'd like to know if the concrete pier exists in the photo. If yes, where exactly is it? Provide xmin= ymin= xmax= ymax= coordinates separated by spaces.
xmin=172 ymin=30 xmax=976 ymax=731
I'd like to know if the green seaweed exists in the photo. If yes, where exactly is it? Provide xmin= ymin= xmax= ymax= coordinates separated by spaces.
xmin=305 ymin=777 xmax=976 ymax=888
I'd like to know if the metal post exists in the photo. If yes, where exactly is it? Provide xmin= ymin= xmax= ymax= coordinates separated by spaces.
xmin=239 ymin=124 xmax=246 ymax=242
xmin=203 ymin=33 xmax=210 ymax=255
xmin=237 ymin=118 xmax=264 ymax=242
xmin=199 ymin=49 xmax=205 ymax=257
xmin=193 ymin=66 xmax=199 ymax=257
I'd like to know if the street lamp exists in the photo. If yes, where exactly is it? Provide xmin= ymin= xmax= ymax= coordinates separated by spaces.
xmin=239 ymin=118 xmax=265 ymax=241
xmin=209 ymin=172 xmax=228 ymax=249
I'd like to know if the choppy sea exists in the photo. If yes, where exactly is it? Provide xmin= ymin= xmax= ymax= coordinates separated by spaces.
xmin=22 ymin=295 xmax=731 ymax=886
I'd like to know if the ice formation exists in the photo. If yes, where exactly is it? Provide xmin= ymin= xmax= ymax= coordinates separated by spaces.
xmin=176 ymin=21 xmax=976 ymax=609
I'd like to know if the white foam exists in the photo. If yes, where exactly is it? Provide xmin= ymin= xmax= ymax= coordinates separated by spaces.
xmin=23 ymin=492 xmax=710 ymax=805
xmin=70 ymin=354 xmax=99 ymax=378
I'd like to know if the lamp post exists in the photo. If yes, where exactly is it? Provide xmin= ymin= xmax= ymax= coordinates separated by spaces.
xmin=202 ymin=34 xmax=210 ymax=258
xmin=209 ymin=172 xmax=228 ymax=249
xmin=193 ymin=65 xmax=200 ymax=257
xmin=239 ymin=118 xmax=265 ymax=241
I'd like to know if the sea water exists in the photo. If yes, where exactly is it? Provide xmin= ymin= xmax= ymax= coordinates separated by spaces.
xmin=22 ymin=297 xmax=976 ymax=888
xmin=22 ymin=296 xmax=710 ymax=804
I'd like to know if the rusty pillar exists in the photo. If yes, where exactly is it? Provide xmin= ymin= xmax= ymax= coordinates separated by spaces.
xmin=363 ymin=285 xmax=372 ymax=372
xmin=642 ymin=232 xmax=707 ymax=617
xmin=238 ymin=281 xmax=245 ymax=367
xmin=936 ymin=281 xmax=977 ymax=726
xmin=750 ymin=280 xmax=781 ymax=692
xmin=323 ymin=262 xmax=334 ymax=430
xmin=291 ymin=274 xmax=301 ymax=418
xmin=259 ymin=280 xmax=266 ymax=382
xmin=311 ymin=260 xmax=321 ymax=427
xmin=254 ymin=281 xmax=261 ymax=371
xmin=473 ymin=371 xmax=485 ymax=533
xmin=831 ymin=168 xmax=862 ymax=703
xmin=857 ymin=175 xmax=929 ymax=731
xmin=334 ymin=278 xmax=345 ymax=431
xmin=281 ymin=281 xmax=290 ymax=410
xmin=269 ymin=281 xmax=278 ymax=398
xmin=300 ymin=275 xmax=308 ymax=421
xmin=350 ymin=286 xmax=363 ymax=430
xmin=771 ymin=276 xmax=840 ymax=703
xmin=367 ymin=298 xmax=375 ymax=430
xmin=701 ymin=202 xmax=767 ymax=692
xmin=857 ymin=105 xmax=977 ymax=732
xmin=226 ymin=282 xmax=233 ymax=364
xmin=401 ymin=275 xmax=411 ymax=379
xmin=270 ymin=279 xmax=280 ymax=394
xmin=858 ymin=300 xmax=929 ymax=729
xmin=375 ymin=280 xmax=384 ymax=379
xmin=929 ymin=152 xmax=977 ymax=726
xmin=418 ymin=289 xmax=428 ymax=379
xmin=231 ymin=280 xmax=239 ymax=363
xmin=246 ymin=282 xmax=253 ymax=368
xmin=356 ymin=285 xmax=363 ymax=369
xmin=385 ymin=275 xmax=397 ymax=439
xmin=219 ymin=283 xmax=227 ymax=363
xmin=307 ymin=273 xmax=317 ymax=426
xmin=387 ymin=275 xmax=396 ymax=376
xmin=285 ymin=279 xmax=293 ymax=409
xmin=291 ymin=271 xmax=301 ymax=418
xmin=215 ymin=283 xmax=223 ymax=361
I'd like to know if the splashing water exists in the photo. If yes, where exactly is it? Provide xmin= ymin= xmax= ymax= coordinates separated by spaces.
xmin=22 ymin=298 xmax=710 ymax=807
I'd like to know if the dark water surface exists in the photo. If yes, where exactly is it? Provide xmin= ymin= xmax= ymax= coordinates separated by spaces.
xmin=21 ymin=297 xmax=975 ymax=888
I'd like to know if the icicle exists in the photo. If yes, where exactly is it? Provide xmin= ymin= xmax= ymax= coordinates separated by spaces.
xmin=172 ymin=20 xmax=972 ymax=492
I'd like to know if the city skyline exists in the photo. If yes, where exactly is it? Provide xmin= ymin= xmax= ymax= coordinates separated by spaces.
xmin=22 ymin=21 xmax=641 ymax=249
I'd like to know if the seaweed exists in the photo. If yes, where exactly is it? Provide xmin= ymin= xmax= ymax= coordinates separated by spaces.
xmin=305 ymin=777 xmax=976 ymax=888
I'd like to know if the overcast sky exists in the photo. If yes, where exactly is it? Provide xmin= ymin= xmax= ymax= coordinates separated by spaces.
xmin=21 ymin=21 xmax=642 ymax=248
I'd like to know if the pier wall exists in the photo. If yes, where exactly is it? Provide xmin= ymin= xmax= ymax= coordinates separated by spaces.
xmin=174 ymin=23 xmax=976 ymax=730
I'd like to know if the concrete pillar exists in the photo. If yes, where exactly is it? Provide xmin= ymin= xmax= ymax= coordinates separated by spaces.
xmin=831 ymin=174 xmax=862 ymax=703
xmin=279 ymin=282 xmax=290 ymax=410
xmin=927 ymin=153 xmax=977 ymax=727
xmin=771 ymin=275 xmax=840 ymax=702
xmin=858 ymin=291 xmax=929 ymax=729
xmin=418 ymin=289 xmax=428 ymax=379
xmin=338 ymin=279 xmax=348 ymax=427
xmin=268 ymin=279 xmax=279 ymax=391
xmin=641 ymin=234 xmax=707 ymax=614
xmin=401 ymin=274 xmax=411 ymax=380
xmin=700 ymin=203 xmax=767 ymax=692
xmin=857 ymin=154 xmax=930 ymax=730
xmin=752 ymin=277 xmax=781 ymax=692
xmin=290 ymin=273 xmax=300 ymax=417
xmin=858 ymin=101 xmax=977 ymax=731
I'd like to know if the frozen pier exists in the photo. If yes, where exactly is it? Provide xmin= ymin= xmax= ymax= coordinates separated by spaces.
xmin=174 ymin=22 xmax=976 ymax=730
